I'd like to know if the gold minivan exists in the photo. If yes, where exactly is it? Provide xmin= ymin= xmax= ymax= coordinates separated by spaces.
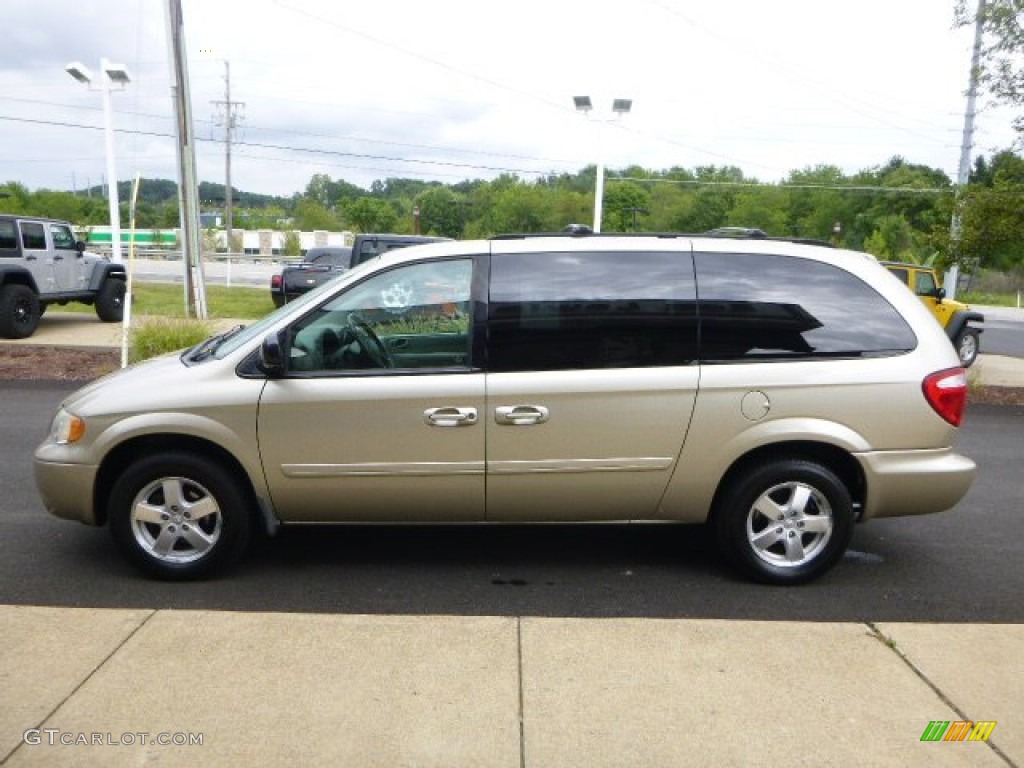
xmin=34 ymin=235 xmax=975 ymax=584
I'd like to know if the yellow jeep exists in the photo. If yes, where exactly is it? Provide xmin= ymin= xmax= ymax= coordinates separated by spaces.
xmin=883 ymin=262 xmax=984 ymax=367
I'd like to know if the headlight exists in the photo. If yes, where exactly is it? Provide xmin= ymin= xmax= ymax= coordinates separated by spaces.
xmin=50 ymin=409 xmax=86 ymax=445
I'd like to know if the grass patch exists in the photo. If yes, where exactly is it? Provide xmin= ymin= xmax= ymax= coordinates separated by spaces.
xmin=129 ymin=317 xmax=213 ymax=364
xmin=959 ymin=291 xmax=1022 ymax=308
xmin=52 ymin=282 xmax=275 ymax=320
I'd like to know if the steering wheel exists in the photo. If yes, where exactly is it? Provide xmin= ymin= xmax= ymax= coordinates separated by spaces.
xmin=347 ymin=314 xmax=393 ymax=368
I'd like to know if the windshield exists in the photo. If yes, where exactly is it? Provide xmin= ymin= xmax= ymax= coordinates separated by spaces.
xmin=211 ymin=259 xmax=379 ymax=360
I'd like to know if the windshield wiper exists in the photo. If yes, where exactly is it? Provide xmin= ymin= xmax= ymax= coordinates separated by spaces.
xmin=186 ymin=324 xmax=246 ymax=362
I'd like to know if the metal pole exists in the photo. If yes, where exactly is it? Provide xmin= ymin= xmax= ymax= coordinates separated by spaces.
xmin=165 ymin=0 xmax=207 ymax=319
xmin=100 ymin=58 xmax=123 ymax=264
xmin=593 ymin=129 xmax=605 ymax=234
xmin=949 ymin=0 xmax=987 ymax=300
xmin=224 ymin=60 xmax=233 ymax=256
xmin=122 ymin=174 xmax=141 ymax=369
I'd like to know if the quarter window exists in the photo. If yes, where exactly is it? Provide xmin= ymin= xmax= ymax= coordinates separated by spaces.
xmin=694 ymin=252 xmax=916 ymax=361
xmin=487 ymin=250 xmax=698 ymax=372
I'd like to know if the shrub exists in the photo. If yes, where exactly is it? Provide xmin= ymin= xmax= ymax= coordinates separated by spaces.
xmin=129 ymin=317 xmax=212 ymax=364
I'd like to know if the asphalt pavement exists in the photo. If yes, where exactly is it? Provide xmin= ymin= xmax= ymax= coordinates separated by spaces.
xmin=1 ymin=306 xmax=1022 ymax=767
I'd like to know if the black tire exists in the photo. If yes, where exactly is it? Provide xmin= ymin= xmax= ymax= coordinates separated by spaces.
xmin=95 ymin=278 xmax=126 ymax=322
xmin=714 ymin=459 xmax=854 ymax=585
xmin=108 ymin=452 xmax=252 ymax=580
xmin=0 ymin=283 xmax=41 ymax=339
xmin=954 ymin=328 xmax=979 ymax=368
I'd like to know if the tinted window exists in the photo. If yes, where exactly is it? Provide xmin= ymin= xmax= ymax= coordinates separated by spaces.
xmin=20 ymin=222 xmax=46 ymax=250
xmin=488 ymin=251 xmax=698 ymax=372
xmin=695 ymin=252 xmax=916 ymax=361
xmin=306 ymin=248 xmax=351 ymax=267
xmin=0 ymin=220 xmax=16 ymax=252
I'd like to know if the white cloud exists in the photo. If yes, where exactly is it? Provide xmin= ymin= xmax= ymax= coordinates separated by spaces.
xmin=0 ymin=0 xmax=1017 ymax=198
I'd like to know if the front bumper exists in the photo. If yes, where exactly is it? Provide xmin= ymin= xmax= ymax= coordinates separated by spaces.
xmin=34 ymin=456 xmax=100 ymax=525
xmin=856 ymin=448 xmax=976 ymax=520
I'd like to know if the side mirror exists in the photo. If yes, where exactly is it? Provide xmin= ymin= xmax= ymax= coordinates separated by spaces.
xmin=259 ymin=331 xmax=287 ymax=377
xmin=74 ymin=240 xmax=87 ymax=254
xmin=934 ymin=287 xmax=946 ymax=301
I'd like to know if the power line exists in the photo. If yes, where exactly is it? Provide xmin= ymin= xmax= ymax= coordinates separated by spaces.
xmin=0 ymin=115 xmax=962 ymax=194
xmin=0 ymin=113 xmax=564 ymax=178
xmin=612 ymin=175 xmax=952 ymax=194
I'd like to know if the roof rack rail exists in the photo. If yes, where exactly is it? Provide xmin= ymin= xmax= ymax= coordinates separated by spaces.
xmin=490 ymin=229 xmax=835 ymax=247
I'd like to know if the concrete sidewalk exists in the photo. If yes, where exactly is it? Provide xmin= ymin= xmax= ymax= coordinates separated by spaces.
xmin=1 ymin=606 xmax=1020 ymax=767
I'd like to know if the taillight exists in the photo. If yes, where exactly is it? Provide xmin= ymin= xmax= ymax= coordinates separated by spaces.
xmin=922 ymin=368 xmax=968 ymax=427
xmin=271 ymin=274 xmax=282 ymax=290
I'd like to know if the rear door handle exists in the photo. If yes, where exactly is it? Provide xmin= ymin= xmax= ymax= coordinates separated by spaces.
xmin=424 ymin=406 xmax=478 ymax=427
xmin=495 ymin=405 xmax=550 ymax=426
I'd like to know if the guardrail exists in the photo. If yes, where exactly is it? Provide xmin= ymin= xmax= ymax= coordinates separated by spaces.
xmin=98 ymin=249 xmax=304 ymax=288
xmin=113 ymin=248 xmax=301 ymax=265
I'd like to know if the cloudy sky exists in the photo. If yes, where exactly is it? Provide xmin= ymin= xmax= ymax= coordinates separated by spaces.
xmin=1 ymin=0 xmax=1017 ymax=198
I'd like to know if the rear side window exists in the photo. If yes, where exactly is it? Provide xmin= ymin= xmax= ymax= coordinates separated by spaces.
xmin=20 ymin=222 xmax=46 ymax=250
xmin=695 ymin=252 xmax=916 ymax=362
xmin=0 ymin=220 xmax=17 ymax=252
xmin=488 ymin=250 xmax=698 ymax=372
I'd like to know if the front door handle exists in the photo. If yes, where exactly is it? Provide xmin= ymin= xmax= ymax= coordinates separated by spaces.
xmin=424 ymin=406 xmax=478 ymax=427
xmin=495 ymin=405 xmax=550 ymax=426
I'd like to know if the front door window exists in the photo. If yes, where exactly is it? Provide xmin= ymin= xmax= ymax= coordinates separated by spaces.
xmin=284 ymin=258 xmax=474 ymax=374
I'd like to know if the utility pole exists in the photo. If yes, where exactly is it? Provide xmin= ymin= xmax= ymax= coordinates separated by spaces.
xmin=165 ymin=0 xmax=207 ymax=319
xmin=212 ymin=61 xmax=244 ymax=255
xmin=949 ymin=0 xmax=987 ymax=299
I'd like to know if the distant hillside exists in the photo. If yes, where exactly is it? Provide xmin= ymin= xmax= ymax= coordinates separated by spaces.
xmin=78 ymin=178 xmax=292 ymax=209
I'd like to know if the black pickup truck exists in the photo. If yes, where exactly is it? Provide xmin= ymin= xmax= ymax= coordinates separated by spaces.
xmin=270 ymin=234 xmax=448 ymax=307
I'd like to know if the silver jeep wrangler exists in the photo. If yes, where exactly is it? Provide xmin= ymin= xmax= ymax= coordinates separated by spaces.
xmin=0 ymin=215 xmax=126 ymax=338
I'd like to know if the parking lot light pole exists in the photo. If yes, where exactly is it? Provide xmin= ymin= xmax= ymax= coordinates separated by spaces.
xmin=66 ymin=59 xmax=131 ymax=264
xmin=573 ymin=96 xmax=632 ymax=233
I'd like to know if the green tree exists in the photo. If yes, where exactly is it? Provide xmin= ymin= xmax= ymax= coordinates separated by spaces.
xmin=343 ymin=197 xmax=398 ymax=233
xmin=282 ymin=230 xmax=302 ymax=257
xmin=725 ymin=187 xmax=790 ymax=234
xmin=956 ymin=0 xmax=1024 ymax=138
xmin=863 ymin=215 xmax=916 ymax=260
xmin=293 ymin=198 xmax=340 ymax=231
xmin=414 ymin=186 xmax=464 ymax=238
xmin=0 ymin=181 xmax=31 ymax=213
xmin=603 ymin=181 xmax=650 ymax=231
xmin=491 ymin=183 xmax=547 ymax=233
xmin=957 ymin=181 xmax=1024 ymax=269
xmin=304 ymin=173 xmax=333 ymax=207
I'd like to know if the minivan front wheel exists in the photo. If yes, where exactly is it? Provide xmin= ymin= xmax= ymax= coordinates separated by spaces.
xmin=109 ymin=453 xmax=251 ymax=580
xmin=715 ymin=459 xmax=854 ymax=585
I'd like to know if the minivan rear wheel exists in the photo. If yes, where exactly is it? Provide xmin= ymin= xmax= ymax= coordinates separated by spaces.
xmin=714 ymin=459 xmax=854 ymax=585
xmin=109 ymin=453 xmax=251 ymax=580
